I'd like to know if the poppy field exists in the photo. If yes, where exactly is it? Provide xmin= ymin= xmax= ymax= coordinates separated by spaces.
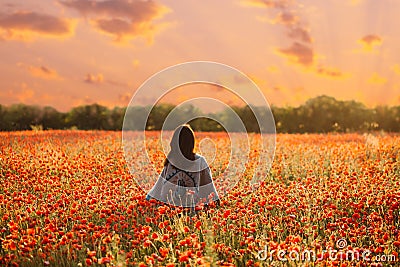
xmin=0 ymin=131 xmax=399 ymax=266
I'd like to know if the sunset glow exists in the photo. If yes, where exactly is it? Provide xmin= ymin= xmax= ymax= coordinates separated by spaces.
xmin=0 ymin=0 xmax=399 ymax=111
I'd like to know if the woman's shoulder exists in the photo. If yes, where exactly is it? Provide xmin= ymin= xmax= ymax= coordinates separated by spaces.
xmin=194 ymin=153 xmax=205 ymax=160
xmin=194 ymin=154 xmax=209 ymax=168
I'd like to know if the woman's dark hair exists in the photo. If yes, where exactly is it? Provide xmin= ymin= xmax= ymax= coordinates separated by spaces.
xmin=164 ymin=124 xmax=195 ymax=167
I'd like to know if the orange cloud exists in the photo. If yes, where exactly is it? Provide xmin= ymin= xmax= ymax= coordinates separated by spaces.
xmin=367 ymin=73 xmax=387 ymax=85
xmin=276 ymin=45 xmax=347 ymax=79
xmin=392 ymin=64 xmax=400 ymax=75
xmin=118 ymin=93 xmax=131 ymax=104
xmin=242 ymin=0 xmax=316 ymax=70
xmin=84 ymin=73 xmax=104 ymax=84
xmin=277 ymin=42 xmax=315 ymax=67
xmin=243 ymin=0 xmax=346 ymax=81
xmin=248 ymin=74 xmax=267 ymax=87
xmin=316 ymin=66 xmax=347 ymax=79
xmin=0 ymin=11 xmax=76 ymax=41
xmin=132 ymin=59 xmax=140 ymax=68
xmin=60 ymin=0 xmax=170 ymax=43
xmin=83 ymin=73 xmax=130 ymax=87
xmin=240 ymin=0 xmax=291 ymax=9
xmin=349 ymin=0 xmax=364 ymax=6
xmin=357 ymin=34 xmax=383 ymax=53
xmin=288 ymin=27 xmax=312 ymax=44
xmin=107 ymin=80 xmax=130 ymax=88
xmin=17 ymin=83 xmax=35 ymax=102
xmin=18 ymin=63 xmax=62 ymax=80
xmin=272 ymin=86 xmax=285 ymax=92
xmin=267 ymin=66 xmax=280 ymax=73
xmin=273 ymin=11 xmax=298 ymax=25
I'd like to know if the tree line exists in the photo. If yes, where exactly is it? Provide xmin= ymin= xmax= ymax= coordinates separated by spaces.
xmin=0 ymin=95 xmax=399 ymax=133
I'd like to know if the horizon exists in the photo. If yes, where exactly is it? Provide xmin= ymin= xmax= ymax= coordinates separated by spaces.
xmin=1 ymin=94 xmax=400 ymax=114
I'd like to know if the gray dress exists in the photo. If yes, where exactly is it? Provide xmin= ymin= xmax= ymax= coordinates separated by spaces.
xmin=147 ymin=154 xmax=219 ymax=207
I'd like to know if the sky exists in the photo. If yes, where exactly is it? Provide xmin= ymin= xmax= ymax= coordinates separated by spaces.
xmin=0 ymin=0 xmax=399 ymax=112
